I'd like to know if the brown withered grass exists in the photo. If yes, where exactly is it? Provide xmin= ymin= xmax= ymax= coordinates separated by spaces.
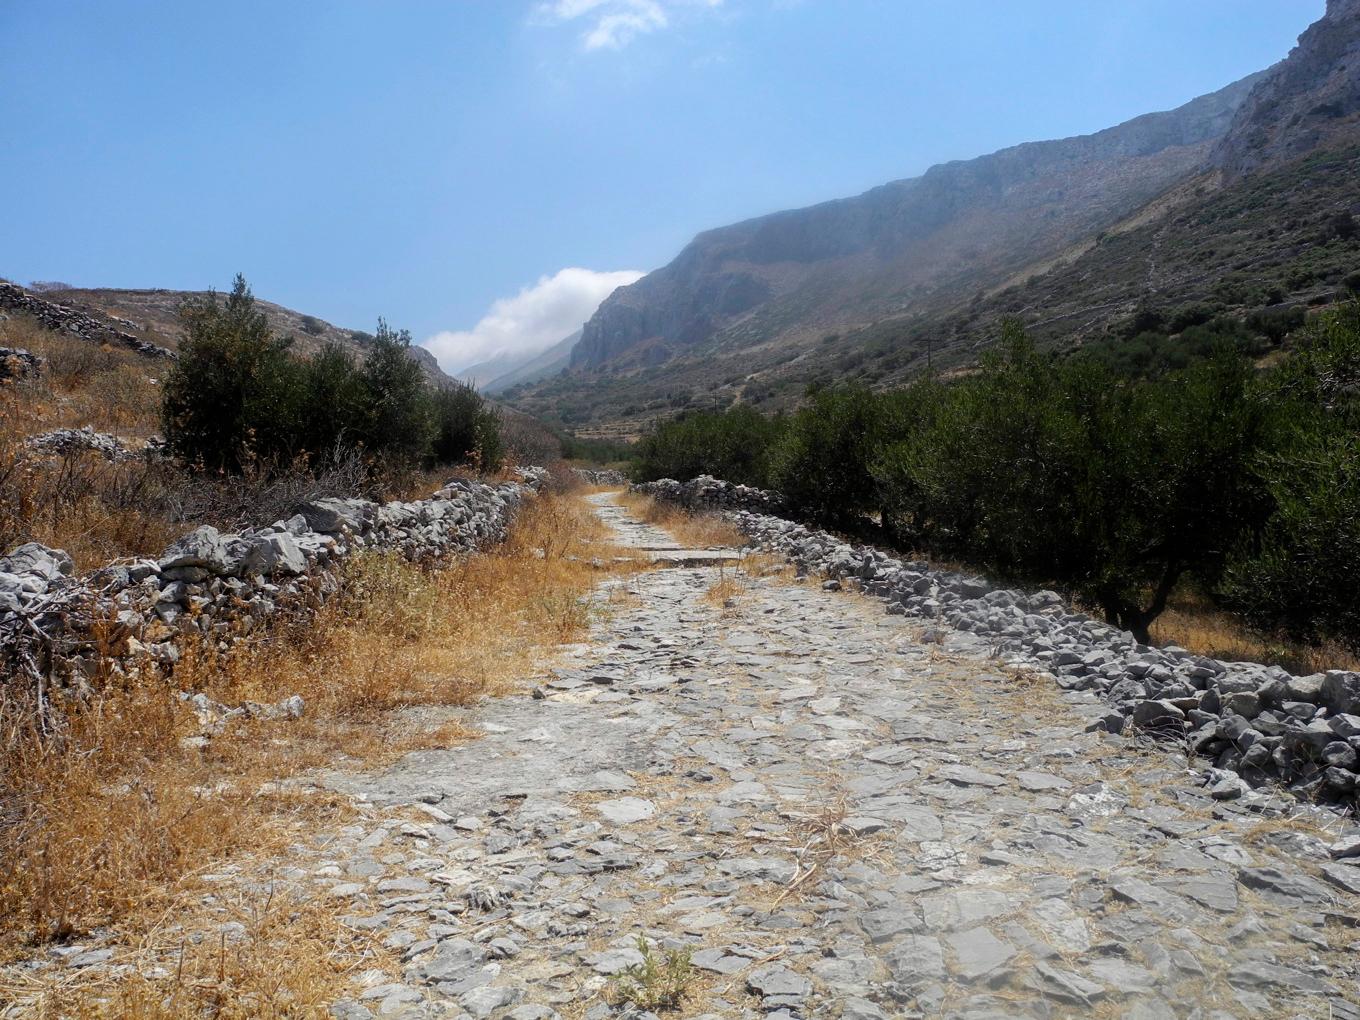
xmin=616 ymin=490 xmax=746 ymax=549
xmin=1 ymin=313 xmax=163 ymax=439
xmin=0 ymin=491 xmax=624 ymax=1014
xmin=1150 ymin=592 xmax=1360 ymax=674
xmin=0 ymin=406 xmax=186 ymax=570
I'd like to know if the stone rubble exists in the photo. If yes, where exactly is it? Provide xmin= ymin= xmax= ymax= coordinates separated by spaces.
xmin=638 ymin=476 xmax=1360 ymax=806
xmin=24 ymin=425 xmax=148 ymax=462
xmin=0 ymin=281 xmax=177 ymax=360
xmin=0 ymin=467 xmax=547 ymax=689
xmin=637 ymin=474 xmax=787 ymax=515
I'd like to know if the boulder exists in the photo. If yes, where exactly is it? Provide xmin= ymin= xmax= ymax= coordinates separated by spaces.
xmin=1321 ymin=671 xmax=1360 ymax=715
xmin=241 ymin=533 xmax=307 ymax=576
xmin=159 ymin=526 xmax=231 ymax=574
xmin=296 ymin=497 xmax=374 ymax=535
xmin=1 ymin=542 xmax=75 ymax=581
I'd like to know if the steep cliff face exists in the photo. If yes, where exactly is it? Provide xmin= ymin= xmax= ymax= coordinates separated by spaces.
xmin=1213 ymin=0 xmax=1360 ymax=176
xmin=570 ymin=73 xmax=1262 ymax=371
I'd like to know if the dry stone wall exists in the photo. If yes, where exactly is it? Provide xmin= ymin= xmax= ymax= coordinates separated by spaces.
xmin=0 ymin=468 xmax=546 ymax=688
xmin=635 ymin=474 xmax=786 ymax=514
xmin=639 ymin=475 xmax=1360 ymax=805
xmin=0 ymin=281 xmax=176 ymax=360
xmin=571 ymin=468 xmax=628 ymax=487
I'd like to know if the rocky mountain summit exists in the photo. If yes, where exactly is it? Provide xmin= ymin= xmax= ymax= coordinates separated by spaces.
xmin=1213 ymin=0 xmax=1360 ymax=176
xmin=569 ymin=75 xmax=1260 ymax=374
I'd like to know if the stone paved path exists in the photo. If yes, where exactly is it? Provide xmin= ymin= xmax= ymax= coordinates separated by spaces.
xmin=319 ymin=493 xmax=1360 ymax=1020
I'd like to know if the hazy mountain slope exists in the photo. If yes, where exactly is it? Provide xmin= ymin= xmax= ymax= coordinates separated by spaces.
xmin=457 ymin=351 xmax=524 ymax=389
xmin=484 ymin=330 xmax=580 ymax=394
xmin=42 ymin=287 xmax=453 ymax=386
xmin=503 ymin=0 xmax=1360 ymax=433
xmin=455 ymin=329 xmax=581 ymax=393
xmin=568 ymin=74 xmax=1262 ymax=374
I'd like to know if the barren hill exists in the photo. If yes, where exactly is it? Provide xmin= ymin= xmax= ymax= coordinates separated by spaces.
xmin=38 ymin=285 xmax=452 ymax=386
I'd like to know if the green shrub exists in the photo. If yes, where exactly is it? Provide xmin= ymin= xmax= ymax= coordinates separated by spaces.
xmin=773 ymin=385 xmax=894 ymax=530
xmin=298 ymin=343 xmax=369 ymax=457
xmin=431 ymin=383 xmax=503 ymax=469
xmin=161 ymin=274 xmax=304 ymax=472
xmin=354 ymin=319 xmax=433 ymax=467
xmin=1222 ymin=303 xmax=1360 ymax=640
xmin=875 ymin=323 xmax=1269 ymax=641
xmin=633 ymin=405 xmax=783 ymax=488
xmin=162 ymin=277 xmax=502 ymax=478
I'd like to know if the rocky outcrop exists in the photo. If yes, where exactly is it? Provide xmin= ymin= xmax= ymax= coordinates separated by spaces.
xmin=0 ymin=282 xmax=176 ymax=360
xmin=0 ymin=469 xmax=545 ymax=687
xmin=643 ymin=476 xmax=1360 ymax=803
xmin=1213 ymin=0 xmax=1360 ymax=176
xmin=0 ymin=346 xmax=43 ymax=382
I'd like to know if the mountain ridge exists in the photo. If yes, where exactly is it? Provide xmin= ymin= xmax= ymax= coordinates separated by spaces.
xmin=503 ymin=0 xmax=1360 ymax=432
xmin=567 ymin=71 xmax=1265 ymax=374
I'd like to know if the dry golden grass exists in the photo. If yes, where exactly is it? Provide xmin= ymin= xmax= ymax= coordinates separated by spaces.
xmin=0 ymin=407 xmax=187 ymax=570
xmin=616 ymin=491 xmax=746 ymax=548
xmin=6 ymin=888 xmax=389 ymax=1020
xmin=704 ymin=570 xmax=746 ymax=607
xmin=1150 ymin=592 xmax=1360 ymax=674
xmin=1 ymin=314 xmax=162 ymax=440
xmin=0 ymin=491 xmax=618 ymax=1014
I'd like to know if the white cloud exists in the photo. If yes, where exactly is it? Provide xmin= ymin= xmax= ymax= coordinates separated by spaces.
xmin=423 ymin=267 xmax=643 ymax=373
xmin=532 ymin=0 xmax=724 ymax=50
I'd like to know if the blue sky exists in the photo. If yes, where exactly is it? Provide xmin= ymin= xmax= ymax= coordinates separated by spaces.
xmin=0 ymin=1 xmax=1322 ymax=371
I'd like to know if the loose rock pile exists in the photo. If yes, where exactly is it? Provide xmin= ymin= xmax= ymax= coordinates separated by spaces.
xmin=0 ymin=282 xmax=176 ymax=360
xmin=0 ymin=471 xmax=543 ymax=688
xmin=634 ymin=474 xmax=786 ymax=514
xmin=0 ymin=346 xmax=43 ymax=382
xmin=25 ymin=426 xmax=145 ymax=462
xmin=642 ymin=477 xmax=1360 ymax=805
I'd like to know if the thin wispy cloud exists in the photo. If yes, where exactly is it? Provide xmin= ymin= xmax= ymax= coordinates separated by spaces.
xmin=422 ymin=267 xmax=643 ymax=373
xmin=532 ymin=0 xmax=725 ymax=51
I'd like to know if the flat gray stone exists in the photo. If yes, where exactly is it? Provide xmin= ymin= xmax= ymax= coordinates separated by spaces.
xmin=595 ymin=797 xmax=655 ymax=825
xmin=885 ymin=935 xmax=945 ymax=984
xmin=746 ymin=963 xmax=811 ymax=1000
xmin=582 ymin=947 xmax=645 ymax=974
xmin=946 ymin=927 xmax=1015 ymax=980
xmin=921 ymin=889 xmax=1014 ymax=931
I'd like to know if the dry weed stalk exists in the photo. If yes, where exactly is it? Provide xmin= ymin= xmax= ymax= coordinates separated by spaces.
xmin=771 ymin=786 xmax=884 ymax=909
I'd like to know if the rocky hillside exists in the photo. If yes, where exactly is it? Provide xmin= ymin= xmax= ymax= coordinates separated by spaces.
xmin=1213 ymin=0 xmax=1360 ymax=176
xmin=506 ymin=0 xmax=1360 ymax=430
xmin=33 ymin=285 xmax=452 ymax=385
xmin=569 ymin=75 xmax=1259 ymax=374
